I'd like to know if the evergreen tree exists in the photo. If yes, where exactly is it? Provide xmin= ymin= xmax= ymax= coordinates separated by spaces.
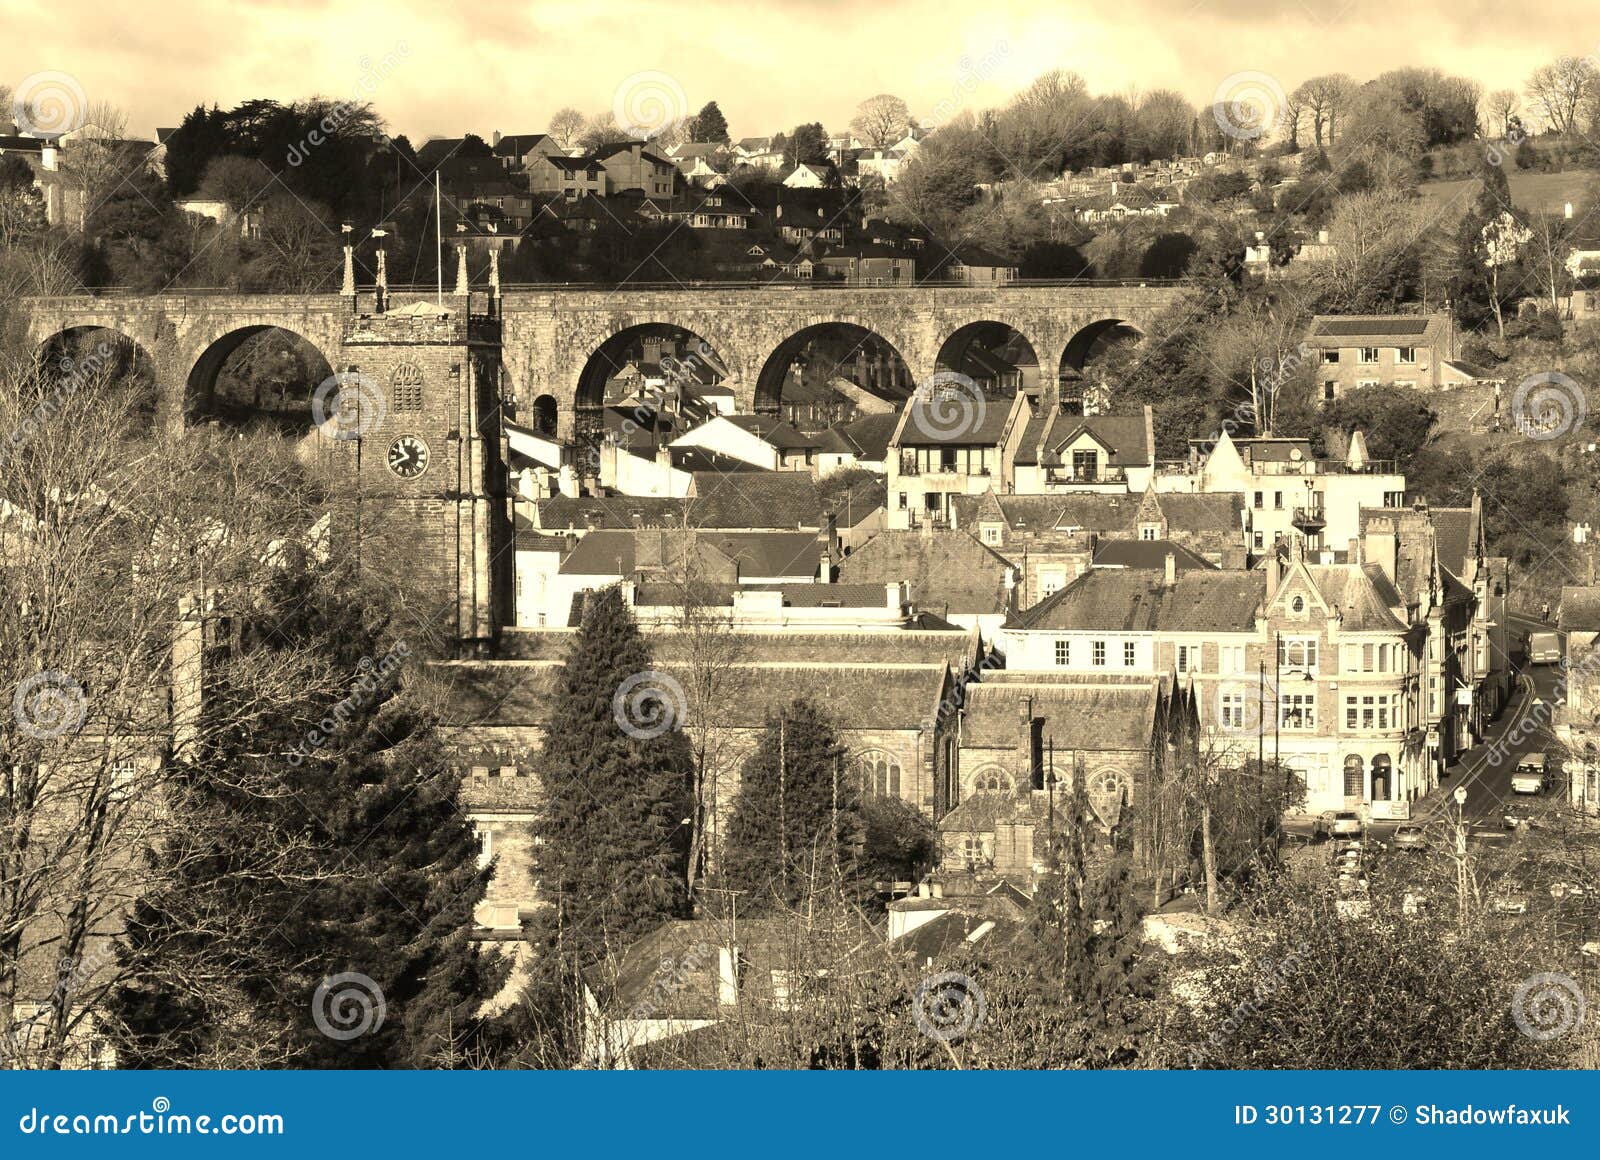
xmin=721 ymin=698 xmax=859 ymax=909
xmin=110 ymin=560 xmax=496 ymax=1067
xmin=529 ymin=586 xmax=694 ymax=967
xmin=689 ymin=101 xmax=730 ymax=144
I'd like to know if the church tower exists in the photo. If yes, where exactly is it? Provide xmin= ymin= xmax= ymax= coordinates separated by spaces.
xmin=330 ymin=258 xmax=507 ymax=657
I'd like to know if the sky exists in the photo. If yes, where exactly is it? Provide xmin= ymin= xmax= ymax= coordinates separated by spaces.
xmin=0 ymin=0 xmax=1594 ymax=144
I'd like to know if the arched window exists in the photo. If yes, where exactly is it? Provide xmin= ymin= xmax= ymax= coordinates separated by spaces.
xmin=1342 ymin=754 xmax=1364 ymax=797
xmin=1371 ymin=753 xmax=1393 ymax=802
xmin=1085 ymin=767 xmax=1131 ymax=827
xmin=391 ymin=362 xmax=424 ymax=411
xmin=854 ymin=750 xmax=902 ymax=799
xmin=971 ymin=767 xmax=1013 ymax=794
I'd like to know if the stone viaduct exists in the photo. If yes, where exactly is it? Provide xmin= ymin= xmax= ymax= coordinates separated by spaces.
xmin=22 ymin=283 xmax=1185 ymax=437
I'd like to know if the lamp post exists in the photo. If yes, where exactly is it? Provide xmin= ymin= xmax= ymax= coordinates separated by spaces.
xmin=1453 ymin=784 xmax=1470 ymax=930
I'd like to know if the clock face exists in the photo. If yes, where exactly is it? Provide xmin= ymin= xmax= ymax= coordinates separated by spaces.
xmin=386 ymin=434 xmax=430 ymax=479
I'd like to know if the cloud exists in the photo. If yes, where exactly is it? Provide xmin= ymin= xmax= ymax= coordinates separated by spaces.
xmin=0 ymin=0 xmax=1591 ymax=141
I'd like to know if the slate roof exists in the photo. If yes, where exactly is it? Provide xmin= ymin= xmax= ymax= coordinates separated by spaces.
xmin=1015 ymin=412 xmax=1152 ymax=468
xmin=1430 ymin=507 xmax=1475 ymax=578
xmin=894 ymin=394 xmax=1015 ymax=447
xmin=838 ymin=413 xmax=899 ymax=460
xmin=957 ymin=491 xmax=1242 ymax=536
xmin=557 ymin=529 xmax=821 ymax=578
xmin=1305 ymin=313 xmax=1448 ymax=349
xmin=720 ymin=414 xmax=822 ymax=450
xmin=1091 ymin=539 xmax=1216 ymax=572
xmin=837 ymin=530 xmax=1015 ymax=616
xmin=960 ymin=681 xmax=1159 ymax=750
xmin=1305 ymin=564 xmax=1409 ymax=632
xmin=1012 ymin=568 xmax=1264 ymax=632
xmin=686 ymin=471 xmax=824 ymax=529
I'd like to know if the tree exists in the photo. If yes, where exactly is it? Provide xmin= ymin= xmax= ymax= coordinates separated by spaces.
xmin=687 ymin=101 xmax=730 ymax=144
xmin=1321 ymin=385 xmax=1437 ymax=466
xmin=1139 ymin=232 xmax=1197 ymax=279
xmin=721 ymin=698 xmax=859 ymax=909
xmin=1486 ymin=89 xmax=1520 ymax=137
xmin=547 ymin=106 xmax=585 ymax=152
xmin=1153 ymin=876 xmax=1555 ymax=1068
xmin=851 ymin=94 xmax=910 ymax=149
xmin=109 ymin=562 xmax=497 ymax=1068
xmin=783 ymin=123 xmax=828 ymax=168
xmin=578 ymin=112 xmax=622 ymax=154
xmin=529 ymin=586 xmax=693 ymax=967
xmin=0 ymin=154 xmax=46 ymax=245
xmin=198 ymin=154 xmax=274 ymax=214
xmin=1526 ymin=57 xmax=1590 ymax=136
xmin=1293 ymin=74 xmax=1354 ymax=146
xmin=244 ymin=194 xmax=341 ymax=293
xmin=1478 ymin=210 xmax=1534 ymax=338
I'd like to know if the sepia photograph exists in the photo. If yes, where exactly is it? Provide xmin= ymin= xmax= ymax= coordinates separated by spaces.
xmin=0 ymin=0 xmax=1598 ymax=1151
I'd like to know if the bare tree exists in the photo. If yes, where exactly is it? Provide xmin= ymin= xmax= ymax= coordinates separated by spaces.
xmin=1486 ymin=88 xmax=1520 ymax=137
xmin=577 ymin=112 xmax=622 ymax=154
xmin=548 ymin=107 xmax=585 ymax=153
xmin=1525 ymin=57 xmax=1591 ymax=136
xmin=1293 ymin=74 xmax=1354 ymax=146
xmin=0 ymin=346 xmax=343 ymax=1067
xmin=851 ymin=94 xmax=911 ymax=149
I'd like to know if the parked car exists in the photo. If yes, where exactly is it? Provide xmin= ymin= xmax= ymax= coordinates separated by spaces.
xmin=1322 ymin=809 xmax=1363 ymax=838
xmin=1392 ymin=825 xmax=1427 ymax=851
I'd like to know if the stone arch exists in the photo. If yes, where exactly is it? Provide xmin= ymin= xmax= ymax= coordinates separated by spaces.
xmin=934 ymin=320 xmax=1043 ymax=397
xmin=572 ymin=322 xmax=733 ymax=447
xmin=754 ymin=320 xmax=915 ymax=416
xmin=185 ymin=324 xmax=338 ymax=434
xmin=1060 ymin=318 xmax=1145 ymax=376
xmin=34 ymin=324 xmax=161 ymax=435
xmin=529 ymin=393 xmax=559 ymax=436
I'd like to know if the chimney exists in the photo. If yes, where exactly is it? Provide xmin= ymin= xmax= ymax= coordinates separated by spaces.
xmin=819 ymin=546 xmax=831 ymax=583
xmin=40 ymin=143 xmax=58 ymax=171
xmin=1266 ymin=549 xmax=1282 ymax=601
xmin=492 ymin=130 xmax=502 ymax=147
xmin=557 ymin=463 xmax=579 ymax=498
xmin=1143 ymin=404 xmax=1155 ymax=465
xmin=1317 ymin=228 xmax=1329 ymax=244
xmin=1163 ymin=551 xmax=1177 ymax=588
xmin=1367 ymin=530 xmax=1398 ymax=587
xmin=886 ymin=582 xmax=902 ymax=611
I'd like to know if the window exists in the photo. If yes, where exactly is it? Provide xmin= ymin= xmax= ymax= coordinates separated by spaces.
xmin=390 ymin=362 xmax=424 ymax=411
xmin=961 ymin=836 xmax=987 ymax=870
xmin=1280 ymin=693 xmax=1316 ymax=730
xmin=973 ymin=768 xmax=1012 ymax=793
xmin=475 ymin=825 xmax=494 ymax=869
xmin=1277 ymin=637 xmax=1318 ymax=671
xmin=1040 ymin=570 xmax=1066 ymax=598
xmin=856 ymin=751 xmax=902 ymax=798
xmin=1252 ymin=531 xmax=1264 ymax=550
xmin=1396 ymin=346 xmax=1416 ymax=364
xmin=1177 ymin=644 xmax=1196 ymax=674
xmin=1358 ymin=346 xmax=1379 ymax=364
xmin=1220 ymin=692 xmax=1246 ymax=731
xmin=1123 ymin=641 xmax=1137 ymax=666
xmin=898 ymin=492 xmax=908 ymax=510
xmin=981 ymin=524 xmax=1002 ymax=545
xmin=1323 ymin=381 xmax=1337 ymax=401
xmin=1253 ymin=491 xmax=1264 ymax=510
xmin=1218 ymin=644 xmax=1245 ymax=673
xmin=1054 ymin=639 xmax=1070 ymax=666
xmin=1139 ymin=523 xmax=1159 ymax=541
xmin=1072 ymin=449 xmax=1099 ymax=479
xmin=1092 ymin=640 xmax=1107 ymax=667
xmin=1322 ymin=350 xmax=1339 ymax=364
xmin=1290 ymin=596 xmax=1305 ymax=613
xmin=1274 ymin=491 xmax=1283 ymax=510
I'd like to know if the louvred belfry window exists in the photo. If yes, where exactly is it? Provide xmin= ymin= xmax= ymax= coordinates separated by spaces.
xmin=391 ymin=362 xmax=424 ymax=411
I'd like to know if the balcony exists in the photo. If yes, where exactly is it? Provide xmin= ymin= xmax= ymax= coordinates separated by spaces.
xmin=1292 ymin=506 xmax=1326 ymax=533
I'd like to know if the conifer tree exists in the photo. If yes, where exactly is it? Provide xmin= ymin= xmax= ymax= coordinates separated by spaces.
xmin=110 ymin=560 xmax=496 ymax=1067
xmin=721 ymin=698 xmax=859 ymax=909
xmin=529 ymin=586 xmax=694 ymax=968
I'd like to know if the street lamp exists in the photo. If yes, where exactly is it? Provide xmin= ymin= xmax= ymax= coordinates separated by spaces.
xmin=1453 ymin=784 xmax=1470 ymax=930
